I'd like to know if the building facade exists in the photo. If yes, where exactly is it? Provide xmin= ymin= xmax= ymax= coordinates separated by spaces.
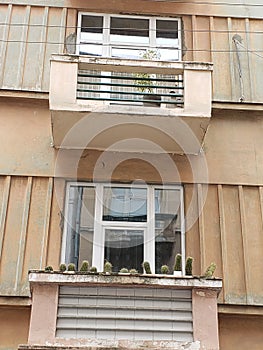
xmin=0 ymin=1 xmax=263 ymax=349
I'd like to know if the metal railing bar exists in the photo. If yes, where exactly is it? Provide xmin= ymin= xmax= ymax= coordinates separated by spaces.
xmin=77 ymin=96 xmax=184 ymax=104
xmin=77 ymin=81 xmax=184 ymax=90
xmin=77 ymin=88 xmax=184 ymax=98
xmin=78 ymin=72 xmax=183 ymax=83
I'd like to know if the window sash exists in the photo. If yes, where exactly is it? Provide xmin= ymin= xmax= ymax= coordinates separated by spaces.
xmin=77 ymin=12 xmax=182 ymax=60
xmin=61 ymin=182 xmax=185 ymax=273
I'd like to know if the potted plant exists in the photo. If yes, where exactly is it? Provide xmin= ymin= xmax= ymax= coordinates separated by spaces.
xmin=142 ymin=261 xmax=152 ymax=274
xmin=104 ymin=261 xmax=113 ymax=274
xmin=203 ymin=262 xmax=216 ymax=279
xmin=185 ymin=257 xmax=193 ymax=276
xmin=174 ymin=253 xmax=182 ymax=277
xmin=79 ymin=260 xmax=89 ymax=272
xmin=160 ymin=265 xmax=169 ymax=275
xmin=134 ymin=49 xmax=161 ymax=107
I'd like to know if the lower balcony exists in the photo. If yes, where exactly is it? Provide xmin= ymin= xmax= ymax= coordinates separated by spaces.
xmin=49 ymin=55 xmax=212 ymax=154
xmin=19 ymin=271 xmax=222 ymax=350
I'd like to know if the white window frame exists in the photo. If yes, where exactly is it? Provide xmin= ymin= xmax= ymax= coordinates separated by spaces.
xmin=61 ymin=182 xmax=185 ymax=274
xmin=76 ymin=12 xmax=182 ymax=60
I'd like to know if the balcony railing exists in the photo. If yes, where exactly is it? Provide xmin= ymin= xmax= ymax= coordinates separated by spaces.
xmin=50 ymin=55 xmax=212 ymax=115
xmin=77 ymin=70 xmax=184 ymax=107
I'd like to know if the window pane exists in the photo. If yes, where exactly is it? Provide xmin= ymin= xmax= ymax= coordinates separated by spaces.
xmin=159 ymin=48 xmax=180 ymax=61
xmin=65 ymin=186 xmax=95 ymax=268
xmin=80 ymin=15 xmax=103 ymax=55
xmin=81 ymin=15 xmax=103 ymax=34
xmin=156 ymin=20 xmax=179 ymax=47
xmin=103 ymin=187 xmax=147 ymax=222
xmin=155 ymin=189 xmax=181 ymax=274
xmin=104 ymin=229 xmax=144 ymax=272
xmin=110 ymin=17 xmax=149 ymax=45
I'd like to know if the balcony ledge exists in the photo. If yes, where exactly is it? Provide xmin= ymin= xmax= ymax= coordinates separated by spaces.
xmin=29 ymin=271 xmax=222 ymax=293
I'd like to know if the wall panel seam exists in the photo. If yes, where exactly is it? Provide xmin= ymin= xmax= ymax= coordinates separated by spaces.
xmin=40 ymin=177 xmax=53 ymax=269
xmin=197 ymin=184 xmax=205 ymax=273
xmin=238 ymin=185 xmax=251 ymax=304
xmin=0 ymin=4 xmax=12 ymax=87
xmin=0 ymin=176 xmax=11 ymax=262
xmin=217 ymin=184 xmax=227 ymax=303
xmin=14 ymin=176 xmax=32 ymax=292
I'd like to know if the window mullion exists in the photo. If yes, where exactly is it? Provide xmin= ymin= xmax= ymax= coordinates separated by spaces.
xmin=149 ymin=18 xmax=156 ymax=49
xmin=103 ymin=14 xmax=111 ymax=56
xmin=93 ymin=184 xmax=104 ymax=271
xmin=180 ymin=187 xmax=186 ymax=275
xmin=145 ymin=186 xmax=155 ymax=273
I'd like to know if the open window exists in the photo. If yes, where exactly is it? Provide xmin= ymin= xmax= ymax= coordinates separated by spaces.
xmin=61 ymin=183 xmax=185 ymax=274
xmin=77 ymin=13 xmax=181 ymax=61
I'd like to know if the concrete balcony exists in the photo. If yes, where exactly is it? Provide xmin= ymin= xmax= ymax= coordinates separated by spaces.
xmin=20 ymin=272 xmax=222 ymax=350
xmin=49 ymin=55 xmax=213 ymax=154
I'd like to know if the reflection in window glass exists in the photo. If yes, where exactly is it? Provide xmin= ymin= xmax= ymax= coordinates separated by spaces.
xmin=110 ymin=17 xmax=149 ymax=45
xmin=157 ymin=19 xmax=178 ymax=37
xmin=65 ymin=186 xmax=95 ymax=268
xmin=81 ymin=15 xmax=103 ymax=34
xmin=104 ymin=229 xmax=144 ymax=272
xmin=155 ymin=189 xmax=181 ymax=274
xmin=103 ymin=187 xmax=147 ymax=222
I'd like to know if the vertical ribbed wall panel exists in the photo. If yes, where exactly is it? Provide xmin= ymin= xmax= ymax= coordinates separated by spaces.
xmin=0 ymin=175 xmax=62 ymax=296
xmin=0 ymin=4 xmax=67 ymax=92
xmin=56 ymin=286 xmax=193 ymax=341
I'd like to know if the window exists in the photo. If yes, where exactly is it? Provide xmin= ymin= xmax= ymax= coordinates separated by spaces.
xmin=77 ymin=13 xmax=181 ymax=61
xmin=62 ymin=183 xmax=185 ymax=274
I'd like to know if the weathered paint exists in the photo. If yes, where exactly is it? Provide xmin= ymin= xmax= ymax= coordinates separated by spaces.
xmin=0 ymin=3 xmax=263 ymax=102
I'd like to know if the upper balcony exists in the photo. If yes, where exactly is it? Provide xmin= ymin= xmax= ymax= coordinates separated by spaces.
xmin=49 ymin=55 xmax=213 ymax=154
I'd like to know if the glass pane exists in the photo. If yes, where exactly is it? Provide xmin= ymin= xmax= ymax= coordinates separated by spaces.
xmin=81 ymin=15 xmax=103 ymax=34
xmin=158 ymin=48 xmax=180 ymax=61
xmin=79 ymin=187 xmax=96 ymax=266
xmin=103 ymin=187 xmax=147 ymax=222
xmin=110 ymin=17 xmax=149 ymax=45
xmin=79 ymin=43 xmax=103 ymax=56
xmin=104 ymin=229 xmax=144 ymax=272
xmin=65 ymin=186 xmax=95 ymax=268
xmin=80 ymin=15 xmax=103 ymax=55
xmin=111 ymin=47 xmax=143 ymax=59
xmin=156 ymin=20 xmax=178 ymax=46
xmin=155 ymin=189 xmax=181 ymax=274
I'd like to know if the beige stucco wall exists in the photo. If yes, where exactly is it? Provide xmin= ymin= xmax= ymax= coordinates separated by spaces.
xmin=0 ymin=306 xmax=30 ymax=350
xmin=219 ymin=314 xmax=263 ymax=350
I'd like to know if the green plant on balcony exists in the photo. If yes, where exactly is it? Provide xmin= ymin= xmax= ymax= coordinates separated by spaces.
xmin=134 ymin=49 xmax=161 ymax=106
xmin=44 ymin=265 xmax=53 ymax=272
xmin=104 ymin=261 xmax=113 ymax=274
xmin=119 ymin=268 xmax=129 ymax=273
xmin=185 ymin=257 xmax=193 ymax=276
xmin=174 ymin=253 xmax=182 ymax=276
xmin=142 ymin=261 xmax=152 ymax=274
xmin=67 ymin=263 xmax=76 ymax=272
xmin=129 ymin=268 xmax=138 ymax=274
xmin=59 ymin=263 xmax=67 ymax=272
xmin=203 ymin=262 xmax=217 ymax=279
xmin=80 ymin=260 xmax=89 ymax=272
xmin=89 ymin=266 xmax=97 ymax=273
xmin=160 ymin=265 xmax=169 ymax=274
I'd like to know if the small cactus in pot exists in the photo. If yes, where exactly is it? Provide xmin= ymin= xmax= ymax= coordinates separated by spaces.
xmin=142 ymin=261 xmax=152 ymax=274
